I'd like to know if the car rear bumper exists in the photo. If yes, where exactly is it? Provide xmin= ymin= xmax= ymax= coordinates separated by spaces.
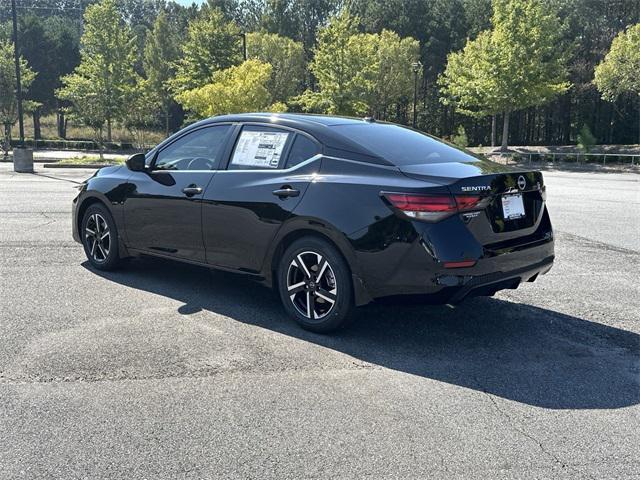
xmin=352 ymin=226 xmax=554 ymax=304
xmin=437 ymin=254 xmax=554 ymax=305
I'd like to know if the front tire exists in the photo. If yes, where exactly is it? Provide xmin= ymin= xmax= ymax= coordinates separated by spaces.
xmin=81 ymin=203 xmax=121 ymax=271
xmin=277 ymin=237 xmax=353 ymax=333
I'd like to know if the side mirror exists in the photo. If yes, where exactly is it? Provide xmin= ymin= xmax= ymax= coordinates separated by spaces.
xmin=126 ymin=153 xmax=147 ymax=172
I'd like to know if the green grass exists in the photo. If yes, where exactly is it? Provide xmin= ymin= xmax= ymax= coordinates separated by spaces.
xmin=56 ymin=155 xmax=125 ymax=166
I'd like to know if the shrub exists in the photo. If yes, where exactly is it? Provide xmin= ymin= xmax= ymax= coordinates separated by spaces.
xmin=451 ymin=125 xmax=468 ymax=147
xmin=577 ymin=124 xmax=596 ymax=153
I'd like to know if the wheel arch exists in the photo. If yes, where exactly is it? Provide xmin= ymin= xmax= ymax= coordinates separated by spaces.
xmin=76 ymin=193 xmax=130 ymax=258
xmin=76 ymin=194 xmax=110 ymax=237
xmin=264 ymin=220 xmax=373 ymax=306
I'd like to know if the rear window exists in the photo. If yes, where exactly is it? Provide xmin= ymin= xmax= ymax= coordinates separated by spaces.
xmin=332 ymin=123 xmax=480 ymax=166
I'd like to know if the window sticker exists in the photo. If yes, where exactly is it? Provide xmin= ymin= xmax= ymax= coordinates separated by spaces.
xmin=231 ymin=130 xmax=290 ymax=168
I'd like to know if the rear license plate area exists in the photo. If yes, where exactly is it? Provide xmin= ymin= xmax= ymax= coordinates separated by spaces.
xmin=501 ymin=193 xmax=525 ymax=220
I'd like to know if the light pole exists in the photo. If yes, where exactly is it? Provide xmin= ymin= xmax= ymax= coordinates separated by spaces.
xmin=11 ymin=0 xmax=24 ymax=145
xmin=411 ymin=61 xmax=422 ymax=129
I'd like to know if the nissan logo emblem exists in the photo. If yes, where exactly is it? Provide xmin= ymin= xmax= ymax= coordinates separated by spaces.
xmin=517 ymin=175 xmax=527 ymax=190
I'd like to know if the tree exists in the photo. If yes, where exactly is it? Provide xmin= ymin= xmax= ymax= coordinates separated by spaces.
xmin=365 ymin=29 xmax=420 ymax=119
xmin=18 ymin=15 xmax=80 ymax=139
xmin=170 ymin=8 xmax=242 ymax=94
xmin=296 ymin=12 xmax=419 ymax=118
xmin=143 ymin=11 xmax=180 ymax=135
xmin=176 ymin=59 xmax=285 ymax=119
xmin=123 ymin=79 xmax=158 ymax=149
xmin=594 ymin=24 xmax=640 ymax=144
xmin=260 ymin=0 xmax=339 ymax=57
xmin=0 ymin=40 xmax=35 ymax=158
xmin=246 ymin=32 xmax=305 ymax=104
xmin=439 ymin=0 xmax=570 ymax=150
xmin=57 ymin=0 xmax=140 ymax=146
xmin=439 ymin=31 xmax=500 ymax=144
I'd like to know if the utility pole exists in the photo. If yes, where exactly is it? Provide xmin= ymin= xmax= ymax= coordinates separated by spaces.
xmin=11 ymin=0 xmax=24 ymax=146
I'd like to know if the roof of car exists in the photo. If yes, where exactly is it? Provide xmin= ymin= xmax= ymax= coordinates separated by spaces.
xmin=211 ymin=112 xmax=371 ymax=127
xmin=152 ymin=113 xmax=397 ymax=166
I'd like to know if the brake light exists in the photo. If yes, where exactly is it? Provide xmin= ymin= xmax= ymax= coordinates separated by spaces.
xmin=383 ymin=193 xmax=482 ymax=222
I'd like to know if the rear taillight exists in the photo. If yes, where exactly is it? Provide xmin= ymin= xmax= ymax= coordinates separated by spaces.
xmin=382 ymin=192 xmax=482 ymax=222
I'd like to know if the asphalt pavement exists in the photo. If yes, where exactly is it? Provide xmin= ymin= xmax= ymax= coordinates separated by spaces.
xmin=0 ymin=163 xmax=638 ymax=479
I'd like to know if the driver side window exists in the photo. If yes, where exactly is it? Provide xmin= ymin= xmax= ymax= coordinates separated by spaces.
xmin=154 ymin=125 xmax=232 ymax=171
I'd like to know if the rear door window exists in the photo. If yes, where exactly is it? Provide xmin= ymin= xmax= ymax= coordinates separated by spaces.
xmin=228 ymin=125 xmax=292 ymax=170
xmin=285 ymin=134 xmax=320 ymax=168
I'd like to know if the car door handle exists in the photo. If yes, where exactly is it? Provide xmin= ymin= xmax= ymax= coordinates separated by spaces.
xmin=182 ymin=185 xmax=203 ymax=196
xmin=272 ymin=186 xmax=300 ymax=198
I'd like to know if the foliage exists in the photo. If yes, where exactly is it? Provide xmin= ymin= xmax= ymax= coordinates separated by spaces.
xmin=451 ymin=125 xmax=468 ymax=147
xmin=439 ymin=31 xmax=498 ymax=118
xmin=123 ymin=79 xmax=159 ymax=148
xmin=2 ymin=0 xmax=640 ymax=146
xmin=594 ymin=23 xmax=640 ymax=142
xmin=440 ymin=0 xmax=571 ymax=149
xmin=259 ymin=0 xmax=339 ymax=55
xmin=577 ymin=124 xmax=596 ymax=153
xmin=0 ymin=40 xmax=36 ymax=155
xmin=57 ymin=0 xmax=141 ymax=151
xmin=176 ymin=59 xmax=285 ymax=119
xmin=18 ymin=15 xmax=80 ymax=111
xmin=170 ymin=8 xmax=242 ymax=94
xmin=246 ymin=31 xmax=305 ymax=103
xmin=143 ymin=11 xmax=180 ymax=134
xmin=296 ymin=12 xmax=420 ymax=117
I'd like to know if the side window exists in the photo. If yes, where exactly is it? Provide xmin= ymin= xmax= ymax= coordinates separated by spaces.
xmin=154 ymin=125 xmax=231 ymax=171
xmin=286 ymin=134 xmax=320 ymax=168
xmin=228 ymin=126 xmax=291 ymax=170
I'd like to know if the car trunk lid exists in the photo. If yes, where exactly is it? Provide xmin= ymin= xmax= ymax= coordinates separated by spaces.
xmin=398 ymin=160 xmax=546 ymax=243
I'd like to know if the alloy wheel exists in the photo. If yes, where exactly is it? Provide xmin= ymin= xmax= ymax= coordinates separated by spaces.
xmin=286 ymin=251 xmax=338 ymax=320
xmin=85 ymin=213 xmax=111 ymax=263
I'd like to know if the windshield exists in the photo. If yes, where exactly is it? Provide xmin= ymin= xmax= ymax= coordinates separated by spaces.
xmin=332 ymin=123 xmax=480 ymax=166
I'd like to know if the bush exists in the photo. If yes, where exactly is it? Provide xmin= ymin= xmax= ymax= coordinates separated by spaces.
xmin=577 ymin=124 xmax=596 ymax=153
xmin=451 ymin=125 xmax=468 ymax=147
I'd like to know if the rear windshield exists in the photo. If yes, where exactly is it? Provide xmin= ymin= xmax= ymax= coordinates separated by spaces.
xmin=332 ymin=123 xmax=480 ymax=166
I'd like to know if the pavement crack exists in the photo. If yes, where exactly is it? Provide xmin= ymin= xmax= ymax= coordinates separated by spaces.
xmin=481 ymin=387 xmax=596 ymax=480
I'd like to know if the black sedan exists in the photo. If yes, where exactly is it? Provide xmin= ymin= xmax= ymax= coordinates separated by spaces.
xmin=72 ymin=113 xmax=554 ymax=332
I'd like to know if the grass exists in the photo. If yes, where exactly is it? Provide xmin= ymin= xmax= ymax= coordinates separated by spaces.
xmin=55 ymin=155 xmax=125 ymax=166
xmin=18 ymin=114 xmax=165 ymax=145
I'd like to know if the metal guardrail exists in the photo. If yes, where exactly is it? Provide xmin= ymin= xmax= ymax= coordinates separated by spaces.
xmin=487 ymin=151 xmax=639 ymax=166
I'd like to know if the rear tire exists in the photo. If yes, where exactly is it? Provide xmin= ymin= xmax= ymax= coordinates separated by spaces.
xmin=277 ymin=236 xmax=353 ymax=333
xmin=81 ymin=203 xmax=122 ymax=271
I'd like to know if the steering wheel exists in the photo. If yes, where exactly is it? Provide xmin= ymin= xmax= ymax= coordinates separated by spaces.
xmin=187 ymin=157 xmax=215 ymax=170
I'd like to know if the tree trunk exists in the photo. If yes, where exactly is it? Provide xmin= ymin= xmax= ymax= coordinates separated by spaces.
xmin=637 ymin=95 xmax=640 ymax=145
xmin=491 ymin=115 xmax=496 ymax=147
xmin=33 ymin=110 xmax=41 ymax=141
xmin=98 ymin=127 xmax=104 ymax=161
xmin=3 ymin=123 xmax=11 ymax=158
xmin=107 ymin=118 xmax=112 ymax=142
xmin=501 ymin=111 xmax=510 ymax=151
xmin=165 ymin=109 xmax=170 ymax=138
xmin=57 ymin=110 xmax=66 ymax=139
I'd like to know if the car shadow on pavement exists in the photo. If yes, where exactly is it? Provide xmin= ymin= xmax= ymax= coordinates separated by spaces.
xmin=85 ymin=257 xmax=640 ymax=410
